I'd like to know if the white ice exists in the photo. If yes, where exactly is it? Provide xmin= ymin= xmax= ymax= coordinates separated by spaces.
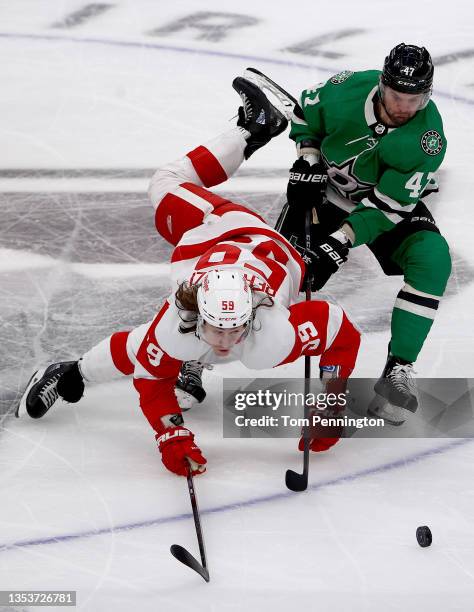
xmin=1 ymin=1 xmax=474 ymax=610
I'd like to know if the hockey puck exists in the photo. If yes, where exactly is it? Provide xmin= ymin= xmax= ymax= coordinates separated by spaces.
xmin=416 ymin=526 xmax=432 ymax=547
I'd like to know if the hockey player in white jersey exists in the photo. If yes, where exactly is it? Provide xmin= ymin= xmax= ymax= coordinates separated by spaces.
xmin=18 ymin=77 xmax=361 ymax=477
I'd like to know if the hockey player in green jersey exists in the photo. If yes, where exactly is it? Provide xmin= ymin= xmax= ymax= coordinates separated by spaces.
xmin=278 ymin=43 xmax=450 ymax=412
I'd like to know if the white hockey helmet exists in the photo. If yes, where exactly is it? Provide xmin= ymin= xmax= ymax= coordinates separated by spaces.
xmin=196 ymin=269 xmax=253 ymax=329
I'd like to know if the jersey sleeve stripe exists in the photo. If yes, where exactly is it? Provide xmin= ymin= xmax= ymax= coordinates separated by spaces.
xmin=173 ymin=184 xmax=215 ymax=215
xmin=360 ymin=188 xmax=417 ymax=224
xmin=154 ymin=192 xmax=208 ymax=245
xmin=110 ymin=331 xmax=134 ymax=375
xmin=325 ymin=302 xmax=344 ymax=349
xmin=373 ymin=187 xmax=417 ymax=213
xmin=180 ymin=182 xmax=265 ymax=221
xmin=187 ymin=145 xmax=228 ymax=188
xmin=360 ymin=198 xmax=404 ymax=223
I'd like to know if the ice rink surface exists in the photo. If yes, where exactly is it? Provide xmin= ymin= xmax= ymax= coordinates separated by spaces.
xmin=1 ymin=1 xmax=474 ymax=610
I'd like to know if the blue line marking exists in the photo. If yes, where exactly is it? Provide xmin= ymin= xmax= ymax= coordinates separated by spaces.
xmin=0 ymin=32 xmax=332 ymax=72
xmin=0 ymin=438 xmax=469 ymax=553
xmin=1 ymin=31 xmax=474 ymax=107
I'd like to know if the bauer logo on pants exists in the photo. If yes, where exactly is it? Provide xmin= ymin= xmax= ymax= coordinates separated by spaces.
xmin=421 ymin=130 xmax=443 ymax=156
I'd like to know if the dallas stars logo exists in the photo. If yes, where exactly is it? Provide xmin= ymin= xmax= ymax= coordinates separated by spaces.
xmin=322 ymin=154 xmax=375 ymax=200
xmin=421 ymin=130 xmax=443 ymax=156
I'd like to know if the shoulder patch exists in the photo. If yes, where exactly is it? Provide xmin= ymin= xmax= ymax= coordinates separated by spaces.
xmin=330 ymin=70 xmax=354 ymax=84
xmin=420 ymin=130 xmax=443 ymax=156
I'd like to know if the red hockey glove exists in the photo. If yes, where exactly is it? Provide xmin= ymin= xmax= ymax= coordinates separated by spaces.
xmin=156 ymin=426 xmax=207 ymax=477
xmin=298 ymin=406 xmax=343 ymax=452
xmin=298 ymin=369 xmax=346 ymax=452
xmin=298 ymin=433 xmax=341 ymax=453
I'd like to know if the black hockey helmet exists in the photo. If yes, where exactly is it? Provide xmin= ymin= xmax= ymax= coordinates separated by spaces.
xmin=381 ymin=43 xmax=433 ymax=95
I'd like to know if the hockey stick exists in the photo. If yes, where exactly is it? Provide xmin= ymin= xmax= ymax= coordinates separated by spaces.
xmin=170 ymin=462 xmax=210 ymax=582
xmin=285 ymin=208 xmax=313 ymax=492
xmin=244 ymin=68 xmax=314 ymax=490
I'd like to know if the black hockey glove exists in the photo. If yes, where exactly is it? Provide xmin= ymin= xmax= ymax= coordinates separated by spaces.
xmin=287 ymin=158 xmax=328 ymax=211
xmin=299 ymin=234 xmax=349 ymax=291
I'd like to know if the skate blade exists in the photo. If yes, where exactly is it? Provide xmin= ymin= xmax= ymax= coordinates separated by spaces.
xmin=15 ymin=369 xmax=41 ymax=418
xmin=243 ymin=67 xmax=296 ymax=120
xmin=367 ymin=395 xmax=406 ymax=426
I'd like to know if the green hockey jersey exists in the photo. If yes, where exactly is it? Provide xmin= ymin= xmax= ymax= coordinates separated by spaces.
xmin=289 ymin=70 xmax=446 ymax=246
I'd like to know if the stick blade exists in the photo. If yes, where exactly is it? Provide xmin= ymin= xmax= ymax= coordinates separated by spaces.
xmin=285 ymin=469 xmax=308 ymax=492
xmin=170 ymin=544 xmax=210 ymax=582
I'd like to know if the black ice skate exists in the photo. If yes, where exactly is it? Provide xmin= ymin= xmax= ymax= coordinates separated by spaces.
xmin=232 ymin=76 xmax=288 ymax=158
xmin=373 ymin=355 xmax=418 ymax=415
xmin=175 ymin=361 xmax=212 ymax=411
xmin=16 ymin=361 xmax=84 ymax=419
